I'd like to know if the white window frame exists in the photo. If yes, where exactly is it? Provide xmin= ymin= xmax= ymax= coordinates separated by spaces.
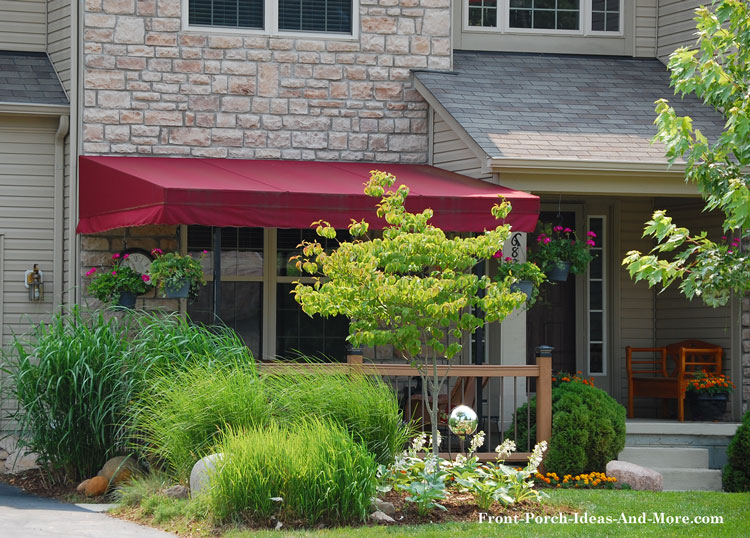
xmin=463 ymin=0 xmax=623 ymax=37
xmin=182 ymin=0 xmax=360 ymax=41
xmin=586 ymin=215 xmax=606 ymax=377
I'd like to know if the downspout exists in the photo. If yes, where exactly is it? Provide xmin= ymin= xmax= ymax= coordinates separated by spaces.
xmin=69 ymin=0 xmax=81 ymax=306
xmin=54 ymin=115 xmax=70 ymax=311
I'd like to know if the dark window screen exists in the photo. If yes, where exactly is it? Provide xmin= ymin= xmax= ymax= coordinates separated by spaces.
xmin=279 ymin=0 xmax=352 ymax=33
xmin=189 ymin=0 xmax=264 ymax=29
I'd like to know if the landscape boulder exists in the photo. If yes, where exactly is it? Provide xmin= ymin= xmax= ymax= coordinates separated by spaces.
xmin=97 ymin=455 xmax=140 ymax=485
xmin=83 ymin=475 xmax=109 ymax=497
xmin=369 ymin=510 xmax=395 ymax=524
xmin=189 ymin=453 xmax=224 ymax=497
xmin=606 ymin=460 xmax=663 ymax=491
xmin=164 ymin=485 xmax=189 ymax=499
xmin=4 ymin=448 xmax=39 ymax=474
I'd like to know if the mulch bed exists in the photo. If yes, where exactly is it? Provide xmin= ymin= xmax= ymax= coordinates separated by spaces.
xmin=0 ymin=468 xmax=109 ymax=503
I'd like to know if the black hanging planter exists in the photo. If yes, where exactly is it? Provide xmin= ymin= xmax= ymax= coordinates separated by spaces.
xmin=546 ymin=261 xmax=571 ymax=282
xmin=165 ymin=279 xmax=190 ymax=299
xmin=511 ymin=280 xmax=535 ymax=299
xmin=117 ymin=291 xmax=137 ymax=309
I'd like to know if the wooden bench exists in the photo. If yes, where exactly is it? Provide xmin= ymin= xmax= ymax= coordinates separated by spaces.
xmin=626 ymin=339 xmax=722 ymax=422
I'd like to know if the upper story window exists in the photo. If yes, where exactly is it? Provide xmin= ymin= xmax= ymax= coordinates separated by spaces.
xmin=187 ymin=0 xmax=354 ymax=35
xmin=465 ymin=0 xmax=621 ymax=35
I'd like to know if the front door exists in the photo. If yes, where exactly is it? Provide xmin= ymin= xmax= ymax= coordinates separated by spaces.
xmin=526 ymin=211 xmax=577 ymax=373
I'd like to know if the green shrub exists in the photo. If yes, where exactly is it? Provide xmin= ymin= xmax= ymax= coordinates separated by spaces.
xmin=264 ymin=370 xmax=412 ymax=464
xmin=509 ymin=379 xmax=626 ymax=476
xmin=1 ymin=307 xmax=135 ymax=481
xmin=209 ymin=420 xmax=377 ymax=525
xmin=723 ymin=410 xmax=750 ymax=492
xmin=131 ymin=362 xmax=269 ymax=482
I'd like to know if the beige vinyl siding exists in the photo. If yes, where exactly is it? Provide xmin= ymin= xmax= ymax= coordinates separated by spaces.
xmin=47 ymin=0 xmax=71 ymax=94
xmin=0 ymin=0 xmax=47 ymax=51
xmin=0 ymin=115 xmax=58 ymax=348
xmin=653 ymin=199 xmax=733 ymax=370
xmin=62 ymin=133 xmax=71 ymax=306
xmin=431 ymin=112 xmax=490 ymax=181
xmin=635 ymin=0 xmax=658 ymax=57
xmin=614 ymin=197 xmax=656 ymax=404
xmin=657 ymin=0 xmax=702 ymax=62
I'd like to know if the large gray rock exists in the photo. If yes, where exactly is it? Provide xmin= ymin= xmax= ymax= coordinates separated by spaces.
xmin=189 ymin=453 xmax=224 ymax=497
xmin=163 ymin=485 xmax=189 ymax=499
xmin=370 ymin=498 xmax=396 ymax=517
xmin=4 ymin=448 xmax=39 ymax=474
xmin=606 ymin=460 xmax=663 ymax=491
xmin=369 ymin=510 xmax=395 ymax=524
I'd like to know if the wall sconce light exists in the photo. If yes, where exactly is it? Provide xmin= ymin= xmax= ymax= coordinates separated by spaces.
xmin=24 ymin=264 xmax=44 ymax=302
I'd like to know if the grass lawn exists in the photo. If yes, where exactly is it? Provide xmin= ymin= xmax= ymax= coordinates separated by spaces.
xmin=114 ymin=489 xmax=750 ymax=538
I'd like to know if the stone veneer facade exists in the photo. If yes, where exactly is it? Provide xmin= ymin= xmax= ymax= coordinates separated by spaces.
xmin=81 ymin=0 xmax=450 ymax=162
xmin=744 ymin=296 xmax=750 ymax=413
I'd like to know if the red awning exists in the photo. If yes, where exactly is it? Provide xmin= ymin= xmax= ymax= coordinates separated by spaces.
xmin=77 ymin=156 xmax=539 ymax=234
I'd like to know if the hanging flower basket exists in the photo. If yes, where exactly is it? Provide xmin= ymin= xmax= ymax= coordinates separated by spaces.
xmin=116 ymin=291 xmax=137 ymax=309
xmin=510 ymin=279 xmax=535 ymax=299
xmin=165 ymin=278 xmax=190 ymax=299
xmin=546 ymin=261 xmax=571 ymax=282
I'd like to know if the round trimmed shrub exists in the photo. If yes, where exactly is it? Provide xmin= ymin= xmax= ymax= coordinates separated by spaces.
xmin=722 ymin=410 xmax=750 ymax=492
xmin=510 ymin=378 xmax=626 ymax=476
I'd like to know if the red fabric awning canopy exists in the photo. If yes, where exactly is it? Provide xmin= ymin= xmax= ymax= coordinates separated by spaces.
xmin=77 ymin=156 xmax=539 ymax=234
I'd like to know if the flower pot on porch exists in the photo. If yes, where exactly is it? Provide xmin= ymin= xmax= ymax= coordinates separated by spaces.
xmin=546 ymin=262 xmax=571 ymax=282
xmin=686 ymin=392 xmax=728 ymax=421
xmin=511 ymin=280 xmax=535 ymax=300
xmin=165 ymin=279 xmax=190 ymax=298
xmin=117 ymin=291 xmax=137 ymax=309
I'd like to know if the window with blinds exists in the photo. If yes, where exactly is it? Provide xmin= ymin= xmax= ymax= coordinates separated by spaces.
xmin=188 ymin=0 xmax=353 ymax=33
xmin=189 ymin=0 xmax=265 ymax=29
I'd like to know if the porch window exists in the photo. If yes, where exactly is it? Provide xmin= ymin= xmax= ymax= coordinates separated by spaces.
xmin=509 ymin=0 xmax=580 ymax=31
xmin=186 ymin=225 xmax=350 ymax=362
xmin=587 ymin=216 xmax=605 ymax=375
xmin=468 ymin=0 xmax=498 ymax=28
xmin=189 ymin=0 xmax=264 ymax=30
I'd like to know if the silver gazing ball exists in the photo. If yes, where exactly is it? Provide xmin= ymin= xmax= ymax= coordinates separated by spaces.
xmin=448 ymin=405 xmax=478 ymax=437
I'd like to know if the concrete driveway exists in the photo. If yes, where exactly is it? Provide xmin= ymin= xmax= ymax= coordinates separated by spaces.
xmin=0 ymin=482 xmax=174 ymax=537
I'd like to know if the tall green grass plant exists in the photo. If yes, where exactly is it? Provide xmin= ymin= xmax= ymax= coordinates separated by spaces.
xmin=209 ymin=420 xmax=377 ymax=525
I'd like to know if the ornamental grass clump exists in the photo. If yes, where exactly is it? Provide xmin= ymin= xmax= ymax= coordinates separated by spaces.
xmin=130 ymin=361 xmax=269 ymax=482
xmin=264 ymin=370 xmax=412 ymax=464
xmin=1 ymin=307 xmax=136 ymax=482
xmin=209 ymin=420 xmax=377 ymax=526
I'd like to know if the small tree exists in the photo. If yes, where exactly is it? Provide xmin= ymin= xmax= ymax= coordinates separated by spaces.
xmin=624 ymin=0 xmax=750 ymax=306
xmin=292 ymin=171 xmax=527 ymax=456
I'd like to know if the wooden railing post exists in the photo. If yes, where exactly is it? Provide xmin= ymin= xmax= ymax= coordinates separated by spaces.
xmin=535 ymin=351 xmax=552 ymax=451
xmin=346 ymin=345 xmax=363 ymax=374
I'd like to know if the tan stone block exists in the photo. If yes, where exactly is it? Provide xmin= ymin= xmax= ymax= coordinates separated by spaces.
xmin=151 ymin=17 xmax=181 ymax=32
xmin=114 ymin=17 xmax=145 ymax=44
xmin=428 ymin=56 xmax=450 ymax=70
xmin=394 ymin=55 xmax=427 ymax=68
xmin=85 ymin=28 xmax=114 ymax=42
xmin=274 ymin=51 xmax=298 ymax=63
xmin=137 ymin=0 xmax=156 ymax=15
xmin=156 ymin=46 xmax=180 ymax=58
xmin=85 ymin=54 xmax=116 ymax=69
xmin=361 ymin=16 xmax=398 ymax=34
xmin=86 ymin=0 xmax=103 ymax=11
xmin=144 ymin=110 xmax=183 ymax=125
xmin=269 ymin=38 xmax=293 ymax=50
xmin=422 ymin=9 xmax=449 ymax=36
xmin=431 ymin=37 xmax=450 ymax=55
xmin=133 ymin=91 xmax=160 ymax=101
xmin=374 ymin=82 xmax=402 ymax=100
xmin=84 ymin=70 xmax=125 ymax=90
xmin=86 ymin=14 xmax=117 ymax=28
xmin=237 ymin=114 xmax=260 ymax=128
xmin=83 ymin=124 xmax=104 ymax=142
xmin=157 ymin=0 xmax=180 ymax=16
xmin=211 ymin=75 xmax=228 ymax=94
xmin=296 ymin=40 xmax=325 ymax=52
xmin=270 ymin=99 xmax=288 ymax=114
xmin=220 ymin=96 xmax=250 ymax=112
xmin=81 ymin=236 xmax=110 ymax=251
xmin=329 ymin=81 xmax=348 ymax=99
xmin=313 ymin=65 xmax=342 ymax=80
xmin=173 ymin=59 xmax=203 ymax=73
xmin=194 ymin=113 xmax=214 ymax=128
xmin=258 ymin=63 xmax=279 ymax=97
xmin=180 ymin=34 xmax=207 ymax=47
xmin=168 ymin=127 xmax=211 ymax=146
xmin=292 ymin=131 xmax=328 ymax=149
xmin=105 ymin=124 xmax=130 ymax=142
xmin=411 ymin=36 xmax=431 ymax=55
xmin=251 ymin=98 xmax=270 ymax=113
xmin=261 ymin=115 xmax=283 ymax=130
xmin=132 ymin=125 xmax=159 ymax=136
xmin=181 ymin=47 xmax=203 ymax=60
xmin=103 ymin=0 xmax=134 ymax=13
xmin=209 ymin=36 xmax=243 ymax=49
xmin=222 ymin=61 xmax=256 ymax=75
xmin=244 ymin=131 xmax=267 ymax=147
xmin=386 ymin=35 xmax=409 ymax=54
xmin=211 ymin=128 xmax=243 ymax=146
xmin=98 ymin=90 xmax=131 ymax=108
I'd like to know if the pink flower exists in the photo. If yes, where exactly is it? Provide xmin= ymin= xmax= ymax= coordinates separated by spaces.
xmin=123 ymin=253 xmax=129 ymax=260
xmin=86 ymin=267 xmax=96 ymax=277
xmin=505 ymin=257 xmax=513 ymax=262
xmin=571 ymin=241 xmax=576 ymax=246
xmin=112 ymin=253 xmax=120 ymax=260
xmin=732 ymin=239 xmax=740 ymax=246
xmin=586 ymin=240 xmax=596 ymax=247
xmin=141 ymin=274 xmax=150 ymax=282
xmin=563 ymin=227 xmax=572 ymax=233
xmin=587 ymin=231 xmax=597 ymax=238
xmin=202 ymin=249 xmax=208 ymax=254
xmin=151 ymin=248 xmax=163 ymax=256
xmin=492 ymin=250 xmax=502 ymax=258
xmin=728 ymin=250 xmax=734 ymax=254
xmin=721 ymin=236 xmax=727 ymax=241
xmin=543 ymin=237 xmax=552 ymax=244
xmin=111 ymin=270 xmax=117 ymax=276
xmin=553 ymin=226 xmax=563 ymax=232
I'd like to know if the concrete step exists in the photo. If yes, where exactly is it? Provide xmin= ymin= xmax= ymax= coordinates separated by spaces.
xmin=653 ymin=467 xmax=723 ymax=491
xmin=618 ymin=446 xmax=709 ymax=469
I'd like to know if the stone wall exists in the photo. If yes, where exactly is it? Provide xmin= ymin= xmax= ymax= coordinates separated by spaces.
xmin=81 ymin=225 xmax=179 ymax=310
xmin=81 ymin=0 xmax=451 ymax=162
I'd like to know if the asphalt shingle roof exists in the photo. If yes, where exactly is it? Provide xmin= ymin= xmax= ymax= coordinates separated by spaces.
xmin=415 ymin=51 xmax=725 ymax=164
xmin=0 ymin=51 xmax=68 ymax=105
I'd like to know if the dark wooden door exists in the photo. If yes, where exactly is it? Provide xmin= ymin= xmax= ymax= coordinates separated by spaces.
xmin=526 ymin=211 xmax=577 ymax=373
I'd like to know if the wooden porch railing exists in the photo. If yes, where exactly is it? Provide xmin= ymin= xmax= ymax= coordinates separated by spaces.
xmin=259 ymin=355 xmax=552 ymax=463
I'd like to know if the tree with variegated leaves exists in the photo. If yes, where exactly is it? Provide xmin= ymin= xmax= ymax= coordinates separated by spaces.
xmin=624 ymin=0 xmax=750 ymax=306
xmin=292 ymin=170 xmax=527 ymax=456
